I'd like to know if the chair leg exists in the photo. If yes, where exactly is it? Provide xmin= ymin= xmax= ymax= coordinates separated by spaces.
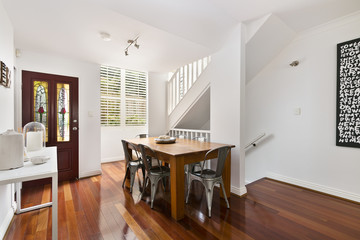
xmin=220 ymin=179 xmax=230 ymax=208
xmin=141 ymin=165 xmax=145 ymax=179
xmin=185 ymin=177 xmax=193 ymax=204
xmin=150 ymin=176 xmax=161 ymax=209
xmin=203 ymin=180 xmax=215 ymax=218
xmin=162 ymin=177 xmax=166 ymax=191
xmin=185 ymin=164 xmax=190 ymax=188
xmin=122 ymin=166 xmax=129 ymax=188
xmin=140 ymin=176 xmax=149 ymax=199
xmin=129 ymin=168 xmax=136 ymax=193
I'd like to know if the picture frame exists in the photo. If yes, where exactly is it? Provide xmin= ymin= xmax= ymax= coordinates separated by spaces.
xmin=0 ymin=61 xmax=11 ymax=88
xmin=336 ymin=37 xmax=360 ymax=148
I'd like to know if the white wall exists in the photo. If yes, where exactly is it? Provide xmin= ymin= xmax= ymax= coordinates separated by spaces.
xmin=0 ymin=2 xmax=15 ymax=238
xmin=101 ymin=72 xmax=167 ymax=163
xmin=246 ymin=12 xmax=360 ymax=202
xmin=101 ymin=126 xmax=148 ymax=162
xmin=15 ymin=50 xmax=101 ymax=178
xmin=205 ymin=23 xmax=247 ymax=196
xmin=148 ymin=72 xmax=168 ymax=136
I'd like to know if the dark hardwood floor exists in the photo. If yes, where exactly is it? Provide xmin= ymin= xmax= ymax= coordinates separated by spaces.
xmin=4 ymin=161 xmax=360 ymax=239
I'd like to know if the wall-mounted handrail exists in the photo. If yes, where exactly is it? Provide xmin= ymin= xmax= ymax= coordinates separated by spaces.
xmin=245 ymin=133 xmax=266 ymax=150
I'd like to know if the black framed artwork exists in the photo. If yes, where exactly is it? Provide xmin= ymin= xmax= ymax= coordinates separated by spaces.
xmin=0 ymin=61 xmax=11 ymax=88
xmin=336 ymin=37 xmax=360 ymax=148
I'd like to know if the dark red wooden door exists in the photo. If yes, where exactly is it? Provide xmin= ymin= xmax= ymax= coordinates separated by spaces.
xmin=22 ymin=70 xmax=79 ymax=181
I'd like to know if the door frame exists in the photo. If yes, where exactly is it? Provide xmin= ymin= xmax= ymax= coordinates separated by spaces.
xmin=22 ymin=70 xmax=79 ymax=181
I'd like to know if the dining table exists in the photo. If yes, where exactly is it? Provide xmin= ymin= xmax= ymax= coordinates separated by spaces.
xmin=126 ymin=137 xmax=235 ymax=221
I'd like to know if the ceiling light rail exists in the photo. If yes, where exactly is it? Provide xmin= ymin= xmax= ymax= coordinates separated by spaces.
xmin=125 ymin=36 xmax=140 ymax=56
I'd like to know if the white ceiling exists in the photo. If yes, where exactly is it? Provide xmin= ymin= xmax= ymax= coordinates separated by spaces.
xmin=2 ymin=0 xmax=360 ymax=72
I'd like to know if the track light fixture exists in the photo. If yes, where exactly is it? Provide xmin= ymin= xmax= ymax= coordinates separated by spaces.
xmin=124 ymin=36 xmax=140 ymax=56
xmin=290 ymin=60 xmax=299 ymax=67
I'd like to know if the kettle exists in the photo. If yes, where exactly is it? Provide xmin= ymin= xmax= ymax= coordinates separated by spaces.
xmin=0 ymin=130 xmax=24 ymax=170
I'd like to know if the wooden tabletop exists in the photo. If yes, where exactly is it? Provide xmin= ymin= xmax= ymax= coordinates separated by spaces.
xmin=126 ymin=137 xmax=235 ymax=157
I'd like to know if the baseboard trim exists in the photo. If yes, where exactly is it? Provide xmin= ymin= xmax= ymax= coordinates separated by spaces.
xmin=267 ymin=172 xmax=360 ymax=203
xmin=79 ymin=169 xmax=102 ymax=179
xmin=101 ymin=156 xmax=122 ymax=163
xmin=0 ymin=207 xmax=14 ymax=239
xmin=231 ymin=185 xmax=247 ymax=197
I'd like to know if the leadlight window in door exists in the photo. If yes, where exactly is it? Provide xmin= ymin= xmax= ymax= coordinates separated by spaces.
xmin=33 ymin=80 xmax=48 ymax=142
xmin=57 ymin=83 xmax=70 ymax=142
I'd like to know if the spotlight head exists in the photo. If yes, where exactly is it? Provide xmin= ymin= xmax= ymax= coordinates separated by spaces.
xmin=290 ymin=60 xmax=299 ymax=67
xmin=134 ymin=43 xmax=140 ymax=49
xmin=125 ymin=50 xmax=128 ymax=56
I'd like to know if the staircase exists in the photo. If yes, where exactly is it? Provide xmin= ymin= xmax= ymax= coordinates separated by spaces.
xmin=166 ymin=14 xmax=295 ymax=131
xmin=167 ymin=56 xmax=211 ymax=129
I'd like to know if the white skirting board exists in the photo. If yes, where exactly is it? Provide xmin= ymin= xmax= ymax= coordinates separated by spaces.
xmin=267 ymin=172 xmax=360 ymax=203
xmin=0 ymin=206 xmax=14 ymax=239
xmin=101 ymin=156 xmax=123 ymax=163
xmin=79 ymin=169 xmax=102 ymax=179
xmin=231 ymin=185 xmax=248 ymax=196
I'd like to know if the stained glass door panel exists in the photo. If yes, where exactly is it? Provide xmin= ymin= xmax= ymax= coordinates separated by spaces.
xmin=33 ymin=81 xmax=49 ymax=141
xmin=57 ymin=84 xmax=70 ymax=142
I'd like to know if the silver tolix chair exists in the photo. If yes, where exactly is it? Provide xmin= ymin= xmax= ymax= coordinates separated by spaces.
xmin=121 ymin=140 xmax=145 ymax=193
xmin=186 ymin=146 xmax=231 ymax=217
xmin=138 ymin=144 xmax=170 ymax=209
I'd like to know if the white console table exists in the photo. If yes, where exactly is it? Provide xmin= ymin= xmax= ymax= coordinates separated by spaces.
xmin=0 ymin=147 xmax=58 ymax=240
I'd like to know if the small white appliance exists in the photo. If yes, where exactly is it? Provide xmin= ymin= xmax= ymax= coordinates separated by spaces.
xmin=0 ymin=130 xmax=24 ymax=170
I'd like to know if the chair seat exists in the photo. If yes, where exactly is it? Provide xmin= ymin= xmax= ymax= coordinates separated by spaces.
xmin=149 ymin=166 xmax=170 ymax=175
xmin=192 ymin=169 xmax=218 ymax=179
xmin=128 ymin=160 xmax=143 ymax=167
xmin=186 ymin=146 xmax=231 ymax=218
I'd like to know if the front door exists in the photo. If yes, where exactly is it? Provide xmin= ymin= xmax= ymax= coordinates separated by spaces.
xmin=22 ymin=70 xmax=79 ymax=181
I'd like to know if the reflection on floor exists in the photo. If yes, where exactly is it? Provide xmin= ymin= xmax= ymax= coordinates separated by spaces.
xmin=4 ymin=160 xmax=360 ymax=239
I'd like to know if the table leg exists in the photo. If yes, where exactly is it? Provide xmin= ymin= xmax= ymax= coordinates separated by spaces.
xmin=52 ymin=174 xmax=58 ymax=240
xmin=16 ymin=183 xmax=21 ymax=214
xmin=220 ymin=150 xmax=231 ymax=199
xmin=170 ymin=156 xmax=185 ymax=220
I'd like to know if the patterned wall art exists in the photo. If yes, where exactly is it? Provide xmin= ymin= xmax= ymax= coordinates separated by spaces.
xmin=0 ymin=60 xmax=11 ymax=88
xmin=336 ymin=37 xmax=360 ymax=148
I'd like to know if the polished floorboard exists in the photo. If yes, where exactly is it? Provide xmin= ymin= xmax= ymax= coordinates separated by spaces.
xmin=4 ymin=161 xmax=360 ymax=240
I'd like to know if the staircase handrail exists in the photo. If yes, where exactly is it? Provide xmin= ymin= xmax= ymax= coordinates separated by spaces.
xmin=245 ymin=133 xmax=266 ymax=150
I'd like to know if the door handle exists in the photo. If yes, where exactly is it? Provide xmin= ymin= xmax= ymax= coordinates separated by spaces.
xmin=72 ymin=127 xmax=78 ymax=131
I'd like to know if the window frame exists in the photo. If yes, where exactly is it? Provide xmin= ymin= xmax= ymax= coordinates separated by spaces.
xmin=100 ymin=65 xmax=148 ymax=127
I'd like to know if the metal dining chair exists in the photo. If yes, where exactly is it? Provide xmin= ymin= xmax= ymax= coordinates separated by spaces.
xmin=121 ymin=140 xmax=145 ymax=193
xmin=135 ymin=133 xmax=149 ymax=138
xmin=134 ymin=133 xmax=152 ymax=164
xmin=175 ymin=134 xmax=187 ymax=139
xmin=186 ymin=146 xmax=231 ymax=217
xmin=138 ymin=144 xmax=170 ymax=209
xmin=185 ymin=136 xmax=207 ymax=186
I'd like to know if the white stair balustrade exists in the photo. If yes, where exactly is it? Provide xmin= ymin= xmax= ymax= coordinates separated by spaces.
xmin=169 ymin=128 xmax=210 ymax=142
xmin=167 ymin=56 xmax=211 ymax=115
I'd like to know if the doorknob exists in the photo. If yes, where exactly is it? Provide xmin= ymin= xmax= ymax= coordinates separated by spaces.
xmin=72 ymin=127 xmax=78 ymax=131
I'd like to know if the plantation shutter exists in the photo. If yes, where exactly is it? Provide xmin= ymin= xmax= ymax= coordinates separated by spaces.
xmin=100 ymin=66 xmax=121 ymax=126
xmin=125 ymin=70 xmax=147 ymax=126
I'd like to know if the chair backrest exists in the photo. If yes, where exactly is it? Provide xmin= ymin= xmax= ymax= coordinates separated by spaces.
xmin=193 ymin=136 xmax=206 ymax=142
xmin=135 ymin=134 xmax=148 ymax=138
xmin=202 ymin=146 xmax=231 ymax=178
xmin=121 ymin=140 xmax=140 ymax=165
xmin=138 ymin=144 xmax=163 ymax=173
xmin=176 ymin=134 xmax=186 ymax=139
